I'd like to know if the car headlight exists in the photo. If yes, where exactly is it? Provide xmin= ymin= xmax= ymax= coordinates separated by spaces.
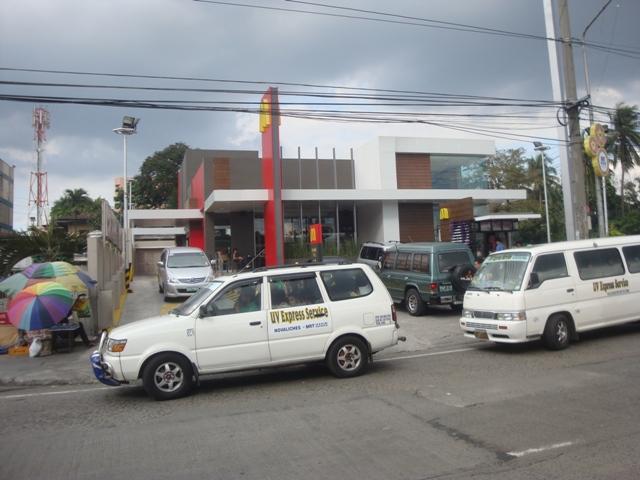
xmin=461 ymin=308 xmax=473 ymax=318
xmin=496 ymin=311 xmax=526 ymax=321
xmin=167 ymin=274 xmax=179 ymax=284
xmin=106 ymin=338 xmax=127 ymax=353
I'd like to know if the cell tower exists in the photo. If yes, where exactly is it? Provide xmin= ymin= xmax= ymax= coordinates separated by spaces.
xmin=29 ymin=106 xmax=50 ymax=227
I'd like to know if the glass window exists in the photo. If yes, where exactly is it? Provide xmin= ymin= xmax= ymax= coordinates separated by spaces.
xmin=438 ymin=251 xmax=471 ymax=273
xmin=167 ymin=252 xmax=209 ymax=268
xmin=622 ymin=245 xmax=640 ymax=273
xmin=174 ymin=282 xmax=223 ymax=316
xmin=321 ymin=268 xmax=373 ymax=301
xmin=574 ymin=248 xmax=625 ymax=280
xmin=383 ymin=252 xmax=396 ymax=269
xmin=204 ymin=281 xmax=261 ymax=316
xmin=531 ymin=253 xmax=568 ymax=283
xmin=269 ymin=275 xmax=324 ymax=308
xmin=396 ymin=253 xmax=411 ymax=271
xmin=412 ymin=254 xmax=430 ymax=273
xmin=471 ymin=252 xmax=531 ymax=291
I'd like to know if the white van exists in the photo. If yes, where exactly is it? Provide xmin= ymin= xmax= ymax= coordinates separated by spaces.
xmin=92 ymin=263 xmax=400 ymax=400
xmin=460 ymin=235 xmax=640 ymax=350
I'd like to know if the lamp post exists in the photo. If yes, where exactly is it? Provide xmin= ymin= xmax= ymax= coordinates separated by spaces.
xmin=533 ymin=142 xmax=552 ymax=243
xmin=582 ymin=0 xmax=613 ymax=237
xmin=113 ymin=116 xmax=139 ymax=267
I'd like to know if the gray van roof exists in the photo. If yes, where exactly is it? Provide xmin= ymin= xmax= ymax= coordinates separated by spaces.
xmin=387 ymin=242 xmax=472 ymax=252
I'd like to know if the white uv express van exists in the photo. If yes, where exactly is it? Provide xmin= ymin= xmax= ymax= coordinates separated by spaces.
xmin=460 ymin=235 xmax=640 ymax=350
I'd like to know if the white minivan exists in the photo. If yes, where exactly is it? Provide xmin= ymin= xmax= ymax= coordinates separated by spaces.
xmin=92 ymin=263 xmax=400 ymax=400
xmin=460 ymin=235 xmax=640 ymax=350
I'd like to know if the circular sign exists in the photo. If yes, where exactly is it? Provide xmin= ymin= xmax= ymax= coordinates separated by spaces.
xmin=593 ymin=150 xmax=609 ymax=177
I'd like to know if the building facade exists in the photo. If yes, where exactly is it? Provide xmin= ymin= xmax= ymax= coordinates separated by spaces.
xmin=174 ymin=136 xmax=527 ymax=264
xmin=0 ymin=159 xmax=14 ymax=234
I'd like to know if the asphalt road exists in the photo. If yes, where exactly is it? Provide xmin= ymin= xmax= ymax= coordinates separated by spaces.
xmin=1 ymin=309 xmax=640 ymax=480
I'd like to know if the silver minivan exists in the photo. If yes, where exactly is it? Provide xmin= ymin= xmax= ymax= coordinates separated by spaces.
xmin=157 ymin=247 xmax=215 ymax=300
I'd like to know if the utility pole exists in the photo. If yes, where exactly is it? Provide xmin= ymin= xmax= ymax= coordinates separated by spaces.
xmin=558 ymin=0 xmax=589 ymax=240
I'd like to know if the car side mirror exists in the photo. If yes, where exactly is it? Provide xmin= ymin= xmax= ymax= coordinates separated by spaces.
xmin=199 ymin=305 xmax=210 ymax=318
xmin=157 ymin=261 xmax=163 ymax=268
xmin=528 ymin=272 xmax=541 ymax=289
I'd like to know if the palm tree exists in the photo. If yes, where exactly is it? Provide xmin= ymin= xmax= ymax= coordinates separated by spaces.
xmin=608 ymin=103 xmax=640 ymax=214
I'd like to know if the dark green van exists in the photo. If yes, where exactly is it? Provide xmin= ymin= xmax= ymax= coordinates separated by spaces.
xmin=379 ymin=243 xmax=475 ymax=315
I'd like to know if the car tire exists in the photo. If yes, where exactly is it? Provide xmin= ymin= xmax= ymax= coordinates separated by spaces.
xmin=450 ymin=264 xmax=476 ymax=293
xmin=142 ymin=353 xmax=194 ymax=401
xmin=326 ymin=336 xmax=370 ymax=378
xmin=405 ymin=288 xmax=426 ymax=316
xmin=543 ymin=314 xmax=571 ymax=350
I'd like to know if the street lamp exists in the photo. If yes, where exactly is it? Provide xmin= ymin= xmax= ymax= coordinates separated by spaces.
xmin=582 ymin=0 xmax=613 ymax=238
xmin=113 ymin=116 xmax=139 ymax=267
xmin=533 ymin=142 xmax=552 ymax=243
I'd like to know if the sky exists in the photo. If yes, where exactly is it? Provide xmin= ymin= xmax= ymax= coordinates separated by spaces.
xmin=1 ymin=0 xmax=639 ymax=230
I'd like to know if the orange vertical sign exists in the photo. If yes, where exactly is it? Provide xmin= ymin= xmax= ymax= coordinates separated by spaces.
xmin=309 ymin=224 xmax=322 ymax=245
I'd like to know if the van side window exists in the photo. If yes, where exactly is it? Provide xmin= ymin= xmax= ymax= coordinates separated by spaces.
xmin=203 ymin=280 xmax=261 ymax=316
xmin=396 ymin=253 xmax=411 ymax=271
xmin=622 ymin=245 xmax=640 ymax=273
xmin=269 ymin=275 xmax=324 ymax=308
xmin=412 ymin=254 xmax=430 ymax=273
xmin=321 ymin=268 xmax=373 ymax=301
xmin=574 ymin=248 xmax=625 ymax=280
xmin=438 ymin=251 xmax=471 ymax=273
xmin=531 ymin=253 xmax=568 ymax=282
xmin=383 ymin=252 xmax=396 ymax=268
xmin=369 ymin=247 xmax=382 ymax=261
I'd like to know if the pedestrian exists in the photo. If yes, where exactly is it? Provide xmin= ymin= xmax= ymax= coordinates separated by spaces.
xmin=60 ymin=294 xmax=95 ymax=348
xmin=495 ymin=238 xmax=506 ymax=251
xmin=232 ymin=247 xmax=244 ymax=271
xmin=474 ymin=257 xmax=484 ymax=270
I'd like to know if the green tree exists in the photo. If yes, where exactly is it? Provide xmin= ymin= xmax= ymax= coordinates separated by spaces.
xmin=483 ymin=148 xmax=528 ymax=189
xmin=0 ymin=225 xmax=86 ymax=277
xmin=608 ymin=103 xmax=640 ymax=214
xmin=50 ymin=188 xmax=102 ymax=229
xmin=131 ymin=142 xmax=188 ymax=209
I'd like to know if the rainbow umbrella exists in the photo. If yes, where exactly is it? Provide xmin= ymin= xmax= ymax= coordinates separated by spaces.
xmin=26 ymin=261 xmax=79 ymax=279
xmin=7 ymin=281 xmax=74 ymax=331
xmin=0 ymin=272 xmax=30 ymax=298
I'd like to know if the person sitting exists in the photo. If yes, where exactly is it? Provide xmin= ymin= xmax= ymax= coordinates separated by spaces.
xmin=58 ymin=294 xmax=95 ymax=348
xmin=235 ymin=287 xmax=260 ymax=313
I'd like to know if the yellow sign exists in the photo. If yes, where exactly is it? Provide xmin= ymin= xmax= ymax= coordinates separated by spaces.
xmin=439 ymin=207 xmax=449 ymax=220
xmin=583 ymin=123 xmax=609 ymax=177
xmin=259 ymin=99 xmax=271 ymax=133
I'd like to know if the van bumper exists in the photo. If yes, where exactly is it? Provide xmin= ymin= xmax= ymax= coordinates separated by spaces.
xmin=460 ymin=319 xmax=529 ymax=343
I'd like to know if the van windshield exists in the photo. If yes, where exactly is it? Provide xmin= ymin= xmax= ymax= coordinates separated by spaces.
xmin=167 ymin=252 xmax=209 ymax=268
xmin=470 ymin=252 xmax=531 ymax=292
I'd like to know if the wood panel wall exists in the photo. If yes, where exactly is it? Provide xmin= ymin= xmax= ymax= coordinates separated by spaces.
xmin=396 ymin=154 xmax=432 ymax=189
xmin=399 ymin=203 xmax=435 ymax=242
xmin=213 ymin=158 xmax=230 ymax=189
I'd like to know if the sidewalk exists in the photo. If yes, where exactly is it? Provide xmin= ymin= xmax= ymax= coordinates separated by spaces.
xmin=0 ymin=276 xmax=165 ymax=386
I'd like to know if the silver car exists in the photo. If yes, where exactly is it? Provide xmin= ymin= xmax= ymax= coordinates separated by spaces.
xmin=157 ymin=247 xmax=215 ymax=300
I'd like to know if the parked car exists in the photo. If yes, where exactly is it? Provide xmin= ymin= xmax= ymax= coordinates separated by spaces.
xmin=157 ymin=247 xmax=215 ymax=301
xmin=92 ymin=262 xmax=401 ymax=400
xmin=357 ymin=241 xmax=399 ymax=268
xmin=379 ymin=242 xmax=476 ymax=315
xmin=461 ymin=235 xmax=640 ymax=350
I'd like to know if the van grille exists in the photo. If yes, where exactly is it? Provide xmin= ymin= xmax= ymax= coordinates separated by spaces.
xmin=179 ymin=277 xmax=206 ymax=284
xmin=471 ymin=311 xmax=496 ymax=320
xmin=465 ymin=321 xmax=497 ymax=330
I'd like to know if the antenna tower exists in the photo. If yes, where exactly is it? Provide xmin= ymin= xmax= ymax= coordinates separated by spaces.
xmin=29 ymin=107 xmax=50 ymax=227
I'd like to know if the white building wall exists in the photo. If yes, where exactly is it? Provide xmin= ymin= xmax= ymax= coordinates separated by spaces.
xmin=353 ymin=138 xmax=383 ymax=189
xmin=381 ymin=201 xmax=400 ymax=242
xmin=357 ymin=203 xmax=383 ymax=243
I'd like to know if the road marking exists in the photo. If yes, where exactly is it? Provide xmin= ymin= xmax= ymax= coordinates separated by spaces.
xmin=0 ymin=386 xmax=119 ymax=400
xmin=376 ymin=347 xmax=478 ymax=363
xmin=507 ymin=441 xmax=574 ymax=458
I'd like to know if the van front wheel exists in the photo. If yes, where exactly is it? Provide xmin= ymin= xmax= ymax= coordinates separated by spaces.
xmin=405 ymin=288 xmax=426 ymax=316
xmin=543 ymin=315 xmax=571 ymax=350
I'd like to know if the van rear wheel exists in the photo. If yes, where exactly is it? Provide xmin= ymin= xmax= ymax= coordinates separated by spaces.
xmin=326 ymin=336 xmax=369 ymax=378
xmin=405 ymin=288 xmax=426 ymax=316
xmin=543 ymin=314 xmax=571 ymax=350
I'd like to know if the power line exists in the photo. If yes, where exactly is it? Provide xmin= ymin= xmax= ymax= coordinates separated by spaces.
xmin=194 ymin=0 xmax=640 ymax=58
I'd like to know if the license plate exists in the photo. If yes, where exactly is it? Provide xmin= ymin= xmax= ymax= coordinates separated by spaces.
xmin=440 ymin=284 xmax=453 ymax=292
xmin=185 ymin=288 xmax=197 ymax=293
xmin=474 ymin=330 xmax=488 ymax=340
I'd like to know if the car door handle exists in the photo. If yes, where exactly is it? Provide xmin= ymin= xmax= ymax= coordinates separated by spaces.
xmin=249 ymin=321 xmax=262 ymax=326
xmin=566 ymin=288 xmax=574 ymax=293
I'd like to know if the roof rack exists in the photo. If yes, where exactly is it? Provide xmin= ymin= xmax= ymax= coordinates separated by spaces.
xmin=251 ymin=258 xmax=351 ymax=273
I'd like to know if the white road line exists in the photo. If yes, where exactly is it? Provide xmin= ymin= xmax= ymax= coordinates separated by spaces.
xmin=507 ymin=441 xmax=575 ymax=458
xmin=0 ymin=386 xmax=113 ymax=400
xmin=376 ymin=347 xmax=477 ymax=363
